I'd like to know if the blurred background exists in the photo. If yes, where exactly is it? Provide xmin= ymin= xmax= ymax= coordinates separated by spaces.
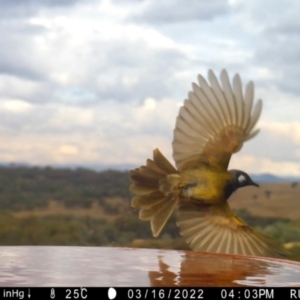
xmin=0 ymin=0 xmax=300 ymax=260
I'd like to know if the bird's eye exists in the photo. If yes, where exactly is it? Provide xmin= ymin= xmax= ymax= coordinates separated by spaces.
xmin=238 ymin=175 xmax=246 ymax=184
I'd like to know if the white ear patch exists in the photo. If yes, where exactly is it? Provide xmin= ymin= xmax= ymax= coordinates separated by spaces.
xmin=238 ymin=174 xmax=246 ymax=184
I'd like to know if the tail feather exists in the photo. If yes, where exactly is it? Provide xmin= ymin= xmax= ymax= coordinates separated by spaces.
xmin=129 ymin=148 xmax=178 ymax=237
xmin=153 ymin=149 xmax=177 ymax=173
xmin=129 ymin=184 xmax=156 ymax=195
xmin=130 ymin=168 xmax=158 ymax=186
xmin=150 ymin=197 xmax=177 ymax=237
xmin=139 ymin=198 xmax=169 ymax=220
xmin=146 ymin=159 xmax=167 ymax=175
xmin=139 ymin=165 xmax=165 ymax=179
xmin=138 ymin=196 xmax=177 ymax=237
xmin=131 ymin=191 xmax=164 ymax=208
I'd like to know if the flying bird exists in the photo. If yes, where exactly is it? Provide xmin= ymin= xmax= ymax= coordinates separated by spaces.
xmin=129 ymin=69 xmax=287 ymax=258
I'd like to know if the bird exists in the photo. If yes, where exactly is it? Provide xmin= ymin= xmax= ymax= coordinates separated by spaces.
xmin=129 ymin=69 xmax=288 ymax=258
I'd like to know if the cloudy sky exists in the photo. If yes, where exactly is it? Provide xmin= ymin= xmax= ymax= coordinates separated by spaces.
xmin=0 ymin=0 xmax=300 ymax=176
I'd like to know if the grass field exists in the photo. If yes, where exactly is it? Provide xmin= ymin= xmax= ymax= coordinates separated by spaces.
xmin=11 ymin=198 xmax=126 ymax=222
xmin=230 ymin=182 xmax=300 ymax=219
xmin=10 ymin=182 xmax=299 ymax=221
xmin=0 ymin=174 xmax=298 ymax=260
xmin=0 ymin=165 xmax=298 ymax=261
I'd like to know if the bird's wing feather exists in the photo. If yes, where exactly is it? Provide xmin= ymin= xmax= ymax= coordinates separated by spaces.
xmin=172 ymin=69 xmax=262 ymax=171
xmin=176 ymin=202 xmax=288 ymax=258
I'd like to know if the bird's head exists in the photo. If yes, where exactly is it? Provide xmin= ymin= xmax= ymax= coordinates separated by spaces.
xmin=223 ymin=169 xmax=259 ymax=200
xmin=229 ymin=169 xmax=259 ymax=189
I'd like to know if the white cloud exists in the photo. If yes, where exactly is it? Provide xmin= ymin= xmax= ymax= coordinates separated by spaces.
xmin=129 ymin=0 xmax=229 ymax=23
xmin=262 ymin=121 xmax=300 ymax=144
xmin=0 ymin=99 xmax=33 ymax=113
xmin=0 ymin=0 xmax=299 ymax=176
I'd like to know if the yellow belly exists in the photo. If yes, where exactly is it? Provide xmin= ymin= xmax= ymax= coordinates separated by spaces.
xmin=178 ymin=166 xmax=232 ymax=205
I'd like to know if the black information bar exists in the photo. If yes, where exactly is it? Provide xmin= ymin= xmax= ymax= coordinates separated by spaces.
xmin=0 ymin=287 xmax=299 ymax=300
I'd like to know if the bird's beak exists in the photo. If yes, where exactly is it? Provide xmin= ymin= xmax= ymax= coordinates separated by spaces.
xmin=251 ymin=180 xmax=259 ymax=187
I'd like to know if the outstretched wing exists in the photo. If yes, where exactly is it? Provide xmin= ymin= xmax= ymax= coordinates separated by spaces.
xmin=172 ymin=69 xmax=262 ymax=171
xmin=176 ymin=202 xmax=288 ymax=258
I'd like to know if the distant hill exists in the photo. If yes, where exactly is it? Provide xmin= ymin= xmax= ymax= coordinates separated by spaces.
xmin=251 ymin=173 xmax=300 ymax=183
xmin=1 ymin=162 xmax=300 ymax=183
xmin=63 ymin=163 xmax=137 ymax=172
xmin=0 ymin=162 xmax=137 ymax=172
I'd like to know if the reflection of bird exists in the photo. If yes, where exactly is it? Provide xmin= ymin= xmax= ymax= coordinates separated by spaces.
xmin=130 ymin=69 xmax=287 ymax=258
xmin=148 ymin=251 xmax=274 ymax=287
